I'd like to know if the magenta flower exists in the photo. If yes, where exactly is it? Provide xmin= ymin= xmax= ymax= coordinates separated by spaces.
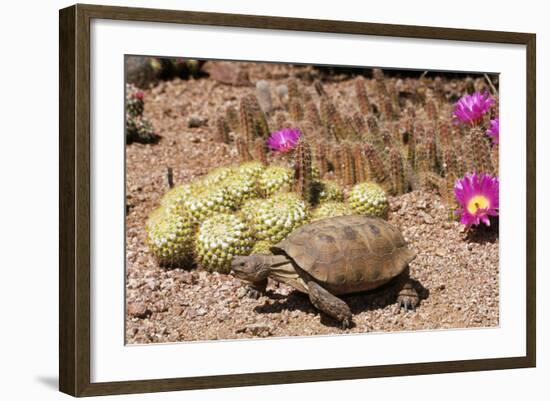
xmin=454 ymin=172 xmax=499 ymax=227
xmin=266 ymin=128 xmax=302 ymax=153
xmin=133 ymin=90 xmax=145 ymax=100
xmin=487 ymin=118 xmax=499 ymax=145
xmin=453 ymin=92 xmax=494 ymax=125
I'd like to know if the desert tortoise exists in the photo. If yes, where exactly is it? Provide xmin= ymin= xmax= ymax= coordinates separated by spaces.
xmin=231 ymin=215 xmax=419 ymax=328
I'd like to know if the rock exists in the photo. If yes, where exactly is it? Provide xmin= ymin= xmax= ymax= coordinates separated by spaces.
xmin=236 ymin=323 xmax=274 ymax=337
xmin=127 ymin=278 xmax=141 ymax=289
xmin=416 ymin=200 xmax=427 ymax=210
xmin=196 ymin=307 xmax=208 ymax=316
xmin=255 ymin=80 xmax=273 ymax=113
xmin=180 ymin=272 xmax=196 ymax=285
xmin=275 ymin=84 xmax=289 ymax=104
xmin=188 ymin=115 xmax=207 ymax=128
xmin=236 ymin=287 xmax=248 ymax=299
xmin=202 ymin=61 xmax=252 ymax=86
xmin=127 ymin=303 xmax=152 ymax=319
xmin=171 ymin=306 xmax=183 ymax=316
xmin=418 ymin=211 xmax=434 ymax=224
xmin=145 ymin=279 xmax=159 ymax=291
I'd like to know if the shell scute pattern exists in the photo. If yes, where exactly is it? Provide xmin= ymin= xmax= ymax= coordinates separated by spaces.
xmin=277 ymin=216 xmax=413 ymax=289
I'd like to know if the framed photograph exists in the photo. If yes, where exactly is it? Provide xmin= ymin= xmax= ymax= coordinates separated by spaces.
xmin=59 ymin=4 xmax=536 ymax=397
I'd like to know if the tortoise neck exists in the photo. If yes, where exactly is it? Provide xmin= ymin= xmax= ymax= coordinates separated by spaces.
xmin=269 ymin=254 xmax=292 ymax=268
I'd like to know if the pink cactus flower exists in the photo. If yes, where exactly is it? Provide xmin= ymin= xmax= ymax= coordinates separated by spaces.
xmin=133 ymin=90 xmax=145 ymax=100
xmin=454 ymin=172 xmax=499 ymax=227
xmin=266 ymin=128 xmax=302 ymax=153
xmin=453 ymin=92 xmax=494 ymax=125
xmin=487 ymin=118 xmax=499 ymax=145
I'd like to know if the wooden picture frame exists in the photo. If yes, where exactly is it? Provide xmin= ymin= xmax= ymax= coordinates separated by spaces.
xmin=59 ymin=3 xmax=536 ymax=397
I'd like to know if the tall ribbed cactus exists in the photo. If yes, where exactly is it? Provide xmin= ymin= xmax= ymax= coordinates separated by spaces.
xmin=355 ymin=78 xmax=371 ymax=115
xmin=225 ymin=105 xmax=239 ymax=132
xmin=352 ymin=144 xmax=368 ymax=183
xmin=289 ymin=98 xmax=304 ymax=121
xmin=313 ymin=80 xmax=327 ymax=97
xmin=389 ymin=147 xmax=406 ymax=195
xmin=254 ymin=137 xmax=268 ymax=166
xmin=305 ymin=102 xmax=323 ymax=128
xmin=491 ymin=144 xmax=499 ymax=175
xmin=466 ymin=127 xmax=494 ymax=174
xmin=351 ymin=112 xmax=367 ymax=140
xmin=214 ymin=116 xmax=230 ymax=144
xmin=236 ymin=135 xmax=252 ymax=162
xmin=320 ymin=98 xmax=346 ymax=142
xmin=287 ymin=78 xmax=301 ymax=102
xmin=330 ymin=145 xmax=343 ymax=183
xmin=294 ymin=136 xmax=314 ymax=204
xmin=314 ymin=140 xmax=328 ymax=178
xmin=341 ymin=143 xmax=356 ymax=186
xmin=239 ymin=94 xmax=270 ymax=146
xmin=364 ymin=143 xmax=390 ymax=190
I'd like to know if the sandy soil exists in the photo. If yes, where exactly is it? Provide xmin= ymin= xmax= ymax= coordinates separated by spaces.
xmin=125 ymin=62 xmax=499 ymax=343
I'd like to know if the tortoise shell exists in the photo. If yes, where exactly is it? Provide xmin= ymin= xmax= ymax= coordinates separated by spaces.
xmin=271 ymin=215 xmax=416 ymax=294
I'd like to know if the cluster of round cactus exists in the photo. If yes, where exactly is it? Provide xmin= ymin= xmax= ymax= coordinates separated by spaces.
xmin=202 ymin=166 xmax=235 ymax=187
xmin=183 ymin=185 xmax=237 ymax=222
xmin=258 ymin=165 xmax=293 ymax=196
xmin=146 ymin=207 xmax=196 ymax=266
xmin=125 ymin=83 xmax=157 ymax=144
xmin=315 ymin=180 xmax=345 ymax=203
xmin=246 ymin=192 xmax=310 ymax=243
xmin=311 ymin=201 xmax=354 ymax=221
xmin=236 ymin=161 xmax=265 ymax=179
xmin=195 ymin=214 xmax=254 ymax=273
xmin=348 ymin=182 xmax=389 ymax=218
xmin=146 ymin=159 xmax=390 ymax=272
xmin=250 ymin=240 xmax=273 ymax=255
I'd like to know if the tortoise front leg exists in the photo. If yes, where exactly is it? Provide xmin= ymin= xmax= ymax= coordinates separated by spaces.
xmin=307 ymin=280 xmax=352 ymax=329
xmin=395 ymin=267 xmax=419 ymax=311
xmin=246 ymin=278 xmax=268 ymax=299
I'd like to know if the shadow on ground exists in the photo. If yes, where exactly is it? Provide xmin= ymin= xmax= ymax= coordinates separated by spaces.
xmin=254 ymin=277 xmax=430 ymax=328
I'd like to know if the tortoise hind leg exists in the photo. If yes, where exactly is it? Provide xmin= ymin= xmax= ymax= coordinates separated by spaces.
xmin=395 ymin=267 xmax=419 ymax=311
xmin=307 ymin=280 xmax=352 ymax=329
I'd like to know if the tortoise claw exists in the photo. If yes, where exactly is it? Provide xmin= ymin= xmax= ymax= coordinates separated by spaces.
xmin=341 ymin=317 xmax=352 ymax=330
xmin=246 ymin=286 xmax=262 ymax=299
xmin=397 ymin=294 xmax=418 ymax=311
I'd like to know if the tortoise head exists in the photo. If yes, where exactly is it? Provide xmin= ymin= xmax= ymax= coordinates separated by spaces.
xmin=231 ymin=254 xmax=271 ymax=283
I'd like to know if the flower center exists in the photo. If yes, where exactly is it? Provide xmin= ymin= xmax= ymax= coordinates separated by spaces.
xmin=467 ymin=195 xmax=490 ymax=214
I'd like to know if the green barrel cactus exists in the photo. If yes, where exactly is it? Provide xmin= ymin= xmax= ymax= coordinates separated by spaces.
xmin=222 ymin=174 xmax=260 ymax=207
xmin=236 ymin=161 xmax=265 ymax=180
xmin=258 ymin=165 xmax=293 ymax=197
xmin=248 ymin=192 xmax=309 ymax=243
xmin=184 ymin=184 xmax=237 ymax=223
xmin=250 ymin=240 xmax=274 ymax=255
xmin=195 ymin=213 xmax=255 ymax=273
xmin=311 ymin=201 xmax=354 ymax=221
xmin=238 ymin=198 xmax=265 ymax=222
xmin=159 ymin=184 xmax=193 ymax=211
xmin=146 ymin=207 xmax=196 ymax=266
xmin=202 ymin=166 xmax=236 ymax=188
xmin=348 ymin=182 xmax=389 ymax=218
xmin=315 ymin=180 xmax=344 ymax=204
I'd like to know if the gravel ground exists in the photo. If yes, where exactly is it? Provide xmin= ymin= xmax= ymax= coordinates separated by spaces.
xmin=125 ymin=62 xmax=499 ymax=344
